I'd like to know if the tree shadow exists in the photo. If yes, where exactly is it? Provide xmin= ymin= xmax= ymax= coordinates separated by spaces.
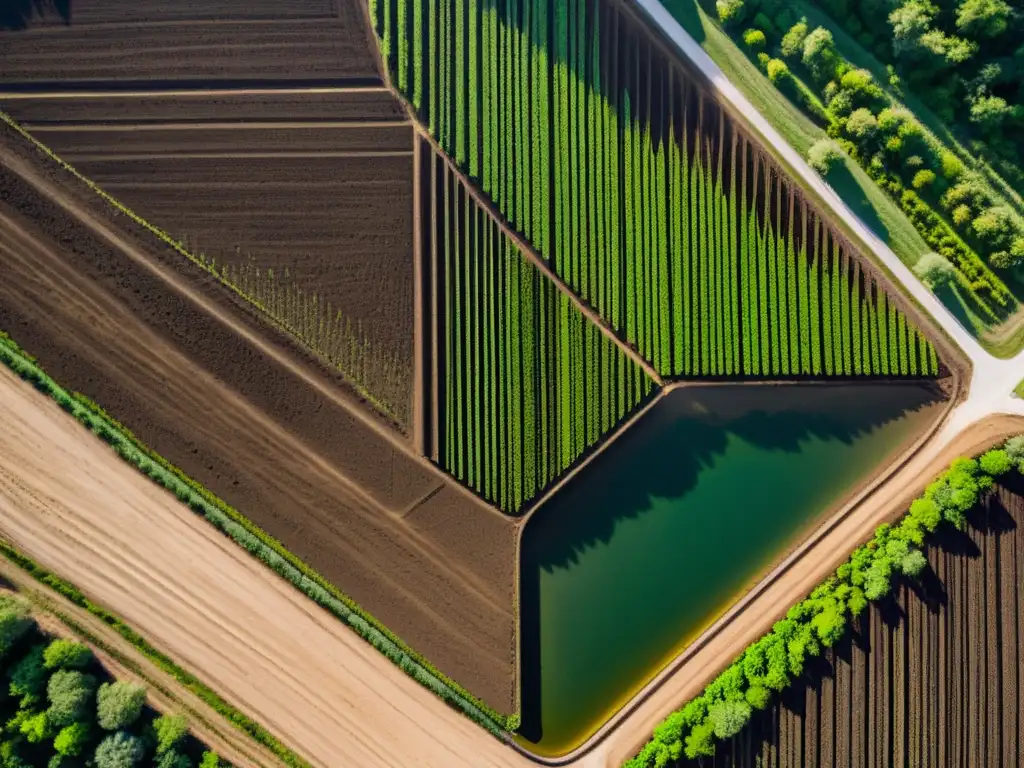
xmin=518 ymin=382 xmax=942 ymax=744
xmin=0 ymin=0 xmax=70 ymax=30
xmin=673 ymin=479 xmax=1024 ymax=767
xmin=824 ymin=161 xmax=889 ymax=244
xmin=524 ymin=382 xmax=940 ymax=570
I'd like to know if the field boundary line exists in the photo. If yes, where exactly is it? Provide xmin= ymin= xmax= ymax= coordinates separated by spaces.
xmin=0 ymin=536 xmax=303 ymax=768
xmin=0 ymin=86 xmax=393 ymax=99
xmin=25 ymin=121 xmax=412 ymax=130
xmin=59 ymin=150 xmax=414 ymax=161
xmin=0 ymin=109 xmax=511 ymax=524
xmin=407 ymin=121 xmax=665 ymax=388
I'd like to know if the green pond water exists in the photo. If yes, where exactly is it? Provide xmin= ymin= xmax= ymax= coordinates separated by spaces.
xmin=518 ymin=383 xmax=943 ymax=755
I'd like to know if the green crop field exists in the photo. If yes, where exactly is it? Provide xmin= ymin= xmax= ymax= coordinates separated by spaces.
xmin=374 ymin=0 xmax=939 ymax=378
xmin=425 ymin=144 xmax=654 ymax=513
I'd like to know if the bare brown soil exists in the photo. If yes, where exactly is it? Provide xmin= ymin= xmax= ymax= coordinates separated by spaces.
xmin=3 ymin=89 xmax=416 ymax=429
xmin=0 ymin=142 xmax=517 ymax=713
xmin=0 ymin=90 xmax=405 ymax=123
xmin=0 ymin=0 xmax=377 ymax=83
xmin=0 ymin=365 xmax=528 ymax=768
xmin=679 ymin=477 xmax=1024 ymax=768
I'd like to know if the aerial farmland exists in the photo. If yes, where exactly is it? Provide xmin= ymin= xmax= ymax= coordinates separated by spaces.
xmin=0 ymin=1 xmax=1022 ymax=767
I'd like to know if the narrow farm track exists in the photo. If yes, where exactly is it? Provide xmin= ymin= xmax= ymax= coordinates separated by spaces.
xmin=0 ymin=146 xmax=519 ymax=713
xmin=0 ymin=366 xmax=530 ymax=768
xmin=0 ymin=337 xmax=1019 ymax=768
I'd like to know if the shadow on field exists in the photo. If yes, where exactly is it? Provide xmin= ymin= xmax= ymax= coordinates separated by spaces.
xmin=518 ymin=382 xmax=942 ymax=744
xmin=0 ymin=0 xmax=70 ymax=30
xmin=671 ymin=476 xmax=1024 ymax=767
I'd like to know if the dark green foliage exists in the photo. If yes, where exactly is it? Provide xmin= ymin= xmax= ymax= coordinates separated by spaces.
xmin=432 ymin=154 xmax=653 ymax=513
xmin=8 ymin=643 xmax=48 ymax=707
xmin=46 ymin=670 xmax=97 ymax=729
xmin=151 ymin=714 xmax=188 ymax=756
xmin=155 ymin=750 xmax=193 ymax=768
xmin=626 ymin=437 xmax=1024 ymax=766
xmin=0 ymin=597 xmax=32 ymax=661
xmin=382 ymin=0 xmax=939 ymax=381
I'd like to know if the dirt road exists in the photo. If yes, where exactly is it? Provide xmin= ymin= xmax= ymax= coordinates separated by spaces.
xmin=0 ymin=340 xmax=1019 ymax=768
xmin=0 ymin=142 xmax=517 ymax=713
xmin=0 ymin=364 xmax=530 ymax=768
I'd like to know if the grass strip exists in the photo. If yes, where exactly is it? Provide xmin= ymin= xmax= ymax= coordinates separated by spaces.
xmin=0 ymin=330 xmax=514 ymax=737
xmin=0 ymin=540 xmax=300 ymax=768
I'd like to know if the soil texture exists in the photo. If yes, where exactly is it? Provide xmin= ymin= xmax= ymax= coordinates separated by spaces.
xmin=0 ymin=143 xmax=517 ymax=714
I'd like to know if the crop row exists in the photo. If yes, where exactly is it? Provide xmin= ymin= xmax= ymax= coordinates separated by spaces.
xmin=373 ymin=0 xmax=940 ymax=377
xmin=428 ymin=149 xmax=654 ymax=514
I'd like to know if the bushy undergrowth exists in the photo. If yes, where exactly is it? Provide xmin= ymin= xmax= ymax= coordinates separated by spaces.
xmin=626 ymin=437 xmax=1024 ymax=766
xmin=705 ymin=0 xmax=1020 ymax=321
xmin=0 ymin=596 xmax=224 ymax=768
xmin=0 ymin=333 xmax=515 ymax=739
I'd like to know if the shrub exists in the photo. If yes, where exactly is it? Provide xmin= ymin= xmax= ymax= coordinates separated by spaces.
xmin=940 ymin=150 xmax=965 ymax=181
xmin=47 ymin=669 xmax=97 ymax=728
xmin=0 ymin=597 xmax=32 ymax=660
xmin=1005 ymin=436 xmax=1024 ymax=462
xmin=827 ymin=90 xmax=855 ymax=120
xmin=199 ymin=754 xmax=222 ymax=768
xmin=845 ymin=108 xmax=879 ymax=142
xmin=96 ymin=681 xmax=146 ymax=731
xmin=872 ymin=107 xmax=905 ymax=134
xmin=152 ymin=714 xmax=189 ymax=756
xmin=43 ymin=640 xmax=93 ymax=671
xmin=742 ymin=28 xmax=767 ymax=49
xmin=93 ymin=732 xmax=145 ymax=768
xmin=972 ymin=206 xmax=1015 ymax=248
xmin=807 ymin=138 xmax=843 ymax=174
xmin=766 ymin=58 xmax=791 ymax=85
xmin=912 ymin=169 xmax=937 ymax=189
xmin=716 ymin=0 xmax=746 ymax=26
xmin=952 ymin=204 xmax=973 ymax=226
xmin=839 ymin=68 xmax=883 ymax=107
xmin=980 ymin=449 xmax=1013 ymax=475
xmin=802 ymin=27 xmax=838 ymax=82
xmin=155 ymin=751 xmax=193 ymax=768
xmin=990 ymin=251 xmax=1020 ymax=269
xmin=709 ymin=700 xmax=751 ymax=739
xmin=913 ymin=252 xmax=958 ymax=288
xmin=8 ymin=643 xmax=48 ymax=706
xmin=54 ymin=722 xmax=90 ymax=757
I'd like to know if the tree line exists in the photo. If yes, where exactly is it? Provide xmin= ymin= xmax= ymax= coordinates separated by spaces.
xmin=626 ymin=436 xmax=1024 ymax=766
xmin=709 ymin=0 xmax=1022 ymax=325
xmin=0 ymin=596 xmax=224 ymax=768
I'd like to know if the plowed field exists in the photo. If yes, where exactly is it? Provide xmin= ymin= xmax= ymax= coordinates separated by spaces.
xmin=2 ymin=89 xmax=417 ymax=428
xmin=0 ymin=0 xmax=377 ymax=84
xmin=681 ymin=476 xmax=1024 ymax=768
xmin=0 ymin=138 xmax=517 ymax=714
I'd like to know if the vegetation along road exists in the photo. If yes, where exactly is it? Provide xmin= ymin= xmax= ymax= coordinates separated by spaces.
xmin=634 ymin=0 xmax=1024 ymax=425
